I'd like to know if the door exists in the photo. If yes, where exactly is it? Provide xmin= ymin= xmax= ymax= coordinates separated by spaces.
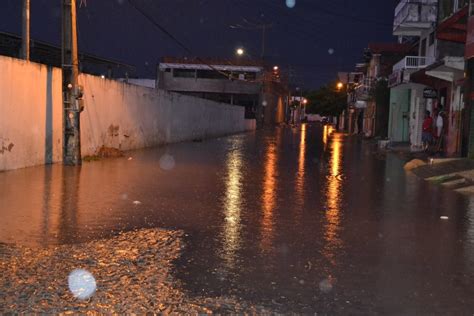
xmin=401 ymin=89 xmax=411 ymax=142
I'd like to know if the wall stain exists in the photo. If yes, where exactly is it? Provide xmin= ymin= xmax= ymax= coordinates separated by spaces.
xmin=0 ymin=142 xmax=14 ymax=154
xmin=108 ymin=125 xmax=120 ymax=137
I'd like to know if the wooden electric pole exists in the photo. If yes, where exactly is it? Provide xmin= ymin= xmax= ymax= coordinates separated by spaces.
xmin=260 ymin=23 xmax=272 ymax=59
xmin=62 ymin=0 xmax=82 ymax=165
xmin=21 ymin=0 xmax=30 ymax=60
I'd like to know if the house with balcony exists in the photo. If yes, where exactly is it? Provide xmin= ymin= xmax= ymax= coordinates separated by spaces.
xmin=388 ymin=0 xmax=440 ymax=149
xmin=388 ymin=0 xmax=468 ymax=155
xmin=337 ymin=71 xmax=364 ymax=132
xmin=346 ymin=43 xmax=413 ymax=138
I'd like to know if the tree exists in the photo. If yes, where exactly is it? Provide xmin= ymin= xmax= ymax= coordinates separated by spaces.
xmin=305 ymin=82 xmax=346 ymax=116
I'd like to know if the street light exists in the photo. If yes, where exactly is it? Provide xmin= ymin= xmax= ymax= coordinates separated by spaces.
xmin=337 ymin=82 xmax=344 ymax=90
xmin=273 ymin=65 xmax=279 ymax=71
xmin=236 ymin=48 xmax=244 ymax=56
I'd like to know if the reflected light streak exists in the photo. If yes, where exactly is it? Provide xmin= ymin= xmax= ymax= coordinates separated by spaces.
xmin=323 ymin=125 xmax=334 ymax=151
xmin=221 ymin=140 xmax=244 ymax=269
xmin=260 ymin=133 xmax=280 ymax=252
xmin=323 ymin=125 xmax=328 ymax=147
xmin=324 ymin=132 xmax=343 ymax=266
xmin=295 ymin=124 xmax=307 ymax=208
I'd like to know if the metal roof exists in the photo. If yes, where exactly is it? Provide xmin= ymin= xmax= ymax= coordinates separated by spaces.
xmin=159 ymin=63 xmax=263 ymax=72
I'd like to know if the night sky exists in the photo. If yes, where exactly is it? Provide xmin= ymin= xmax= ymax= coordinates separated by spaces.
xmin=0 ymin=0 xmax=397 ymax=88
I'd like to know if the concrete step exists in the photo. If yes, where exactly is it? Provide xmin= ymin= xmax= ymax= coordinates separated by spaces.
xmin=440 ymin=177 xmax=466 ymax=188
xmin=427 ymin=174 xmax=463 ymax=183
xmin=455 ymin=185 xmax=474 ymax=194
xmin=413 ymin=159 xmax=474 ymax=179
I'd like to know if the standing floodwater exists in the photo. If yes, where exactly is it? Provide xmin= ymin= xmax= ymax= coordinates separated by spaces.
xmin=1 ymin=124 xmax=474 ymax=314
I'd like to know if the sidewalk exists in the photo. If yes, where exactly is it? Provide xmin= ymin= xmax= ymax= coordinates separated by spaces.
xmin=410 ymin=158 xmax=474 ymax=194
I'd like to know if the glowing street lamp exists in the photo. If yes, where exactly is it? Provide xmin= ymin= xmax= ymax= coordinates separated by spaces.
xmin=236 ymin=48 xmax=245 ymax=56
xmin=273 ymin=65 xmax=279 ymax=71
xmin=337 ymin=82 xmax=344 ymax=90
xmin=302 ymin=98 xmax=308 ymax=105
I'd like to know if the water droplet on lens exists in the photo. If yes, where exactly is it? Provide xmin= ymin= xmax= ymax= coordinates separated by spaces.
xmin=286 ymin=0 xmax=296 ymax=8
xmin=68 ymin=269 xmax=96 ymax=300
xmin=159 ymin=154 xmax=176 ymax=171
xmin=319 ymin=278 xmax=333 ymax=293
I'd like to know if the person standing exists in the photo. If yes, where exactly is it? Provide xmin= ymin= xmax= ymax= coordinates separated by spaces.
xmin=422 ymin=110 xmax=433 ymax=151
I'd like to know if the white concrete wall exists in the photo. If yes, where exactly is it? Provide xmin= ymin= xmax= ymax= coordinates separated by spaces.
xmin=79 ymin=73 xmax=255 ymax=156
xmin=0 ymin=56 xmax=63 ymax=171
xmin=0 ymin=56 xmax=255 ymax=171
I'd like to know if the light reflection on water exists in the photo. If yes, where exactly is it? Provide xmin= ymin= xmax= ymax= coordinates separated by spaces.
xmin=295 ymin=124 xmax=306 ymax=209
xmin=260 ymin=130 xmax=281 ymax=253
xmin=2 ymin=125 xmax=474 ymax=313
xmin=220 ymin=138 xmax=244 ymax=269
xmin=323 ymin=131 xmax=343 ymax=266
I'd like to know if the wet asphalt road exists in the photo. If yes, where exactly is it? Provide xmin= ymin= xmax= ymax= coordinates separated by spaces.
xmin=1 ymin=124 xmax=474 ymax=314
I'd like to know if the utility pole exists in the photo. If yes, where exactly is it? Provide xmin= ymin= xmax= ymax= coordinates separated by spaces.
xmin=62 ymin=0 xmax=82 ymax=165
xmin=230 ymin=20 xmax=271 ymax=59
xmin=21 ymin=0 xmax=30 ymax=60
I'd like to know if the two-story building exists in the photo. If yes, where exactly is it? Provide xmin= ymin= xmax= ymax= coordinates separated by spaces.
xmin=388 ymin=0 xmax=468 ymax=155
xmin=359 ymin=43 xmax=413 ymax=138
xmin=157 ymin=57 xmax=287 ymax=126
xmin=388 ymin=0 xmax=439 ymax=150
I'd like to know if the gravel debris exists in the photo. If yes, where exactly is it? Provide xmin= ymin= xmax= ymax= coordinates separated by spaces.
xmin=0 ymin=229 xmax=271 ymax=314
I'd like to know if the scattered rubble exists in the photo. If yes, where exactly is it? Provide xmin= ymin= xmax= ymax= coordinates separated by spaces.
xmin=0 ymin=229 xmax=271 ymax=314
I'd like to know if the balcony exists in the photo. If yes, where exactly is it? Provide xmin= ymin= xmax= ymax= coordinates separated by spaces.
xmin=388 ymin=56 xmax=436 ymax=87
xmin=393 ymin=0 xmax=437 ymax=36
xmin=392 ymin=56 xmax=436 ymax=72
xmin=354 ymin=77 xmax=374 ymax=102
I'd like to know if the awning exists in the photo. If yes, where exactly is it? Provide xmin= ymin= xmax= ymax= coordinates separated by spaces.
xmin=425 ymin=56 xmax=464 ymax=82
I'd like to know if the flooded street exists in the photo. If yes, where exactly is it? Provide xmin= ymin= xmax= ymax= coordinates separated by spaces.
xmin=2 ymin=124 xmax=474 ymax=313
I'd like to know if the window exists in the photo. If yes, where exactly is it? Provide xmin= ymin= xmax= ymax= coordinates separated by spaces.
xmin=245 ymin=72 xmax=257 ymax=80
xmin=173 ymin=69 xmax=196 ymax=78
xmin=196 ymin=70 xmax=229 ymax=79
xmin=429 ymin=32 xmax=435 ymax=46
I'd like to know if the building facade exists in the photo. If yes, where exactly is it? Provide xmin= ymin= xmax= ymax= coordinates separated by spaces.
xmin=388 ymin=0 xmax=468 ymax=156
xmin=388 ymin=0 xmax=439 ymax=150
xmin=157 ymin=57 xmax=288 ymax=126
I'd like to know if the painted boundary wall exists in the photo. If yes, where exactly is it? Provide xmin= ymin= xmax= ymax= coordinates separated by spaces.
xmin=0 ymin=56 xmax=255 ymax=171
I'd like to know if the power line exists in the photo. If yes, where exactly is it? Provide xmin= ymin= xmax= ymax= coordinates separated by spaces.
xmin=126 ymin=0 xmax=234 ymax=80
